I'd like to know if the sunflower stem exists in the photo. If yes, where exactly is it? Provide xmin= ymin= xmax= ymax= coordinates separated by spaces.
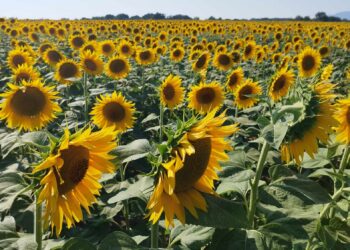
xmin=34 ymin=193 xmax=42 ymax=250
xmin=83 ymin=72 xmax=89 ymax=124
xmin=247 ymin=140 xmax=270 ymax=228
xmin=325 ymin=145 xmax=349 ymax=218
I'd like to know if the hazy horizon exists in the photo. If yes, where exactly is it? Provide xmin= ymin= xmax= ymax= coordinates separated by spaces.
xmin=0 ymin=0 xmax=349 ymax=20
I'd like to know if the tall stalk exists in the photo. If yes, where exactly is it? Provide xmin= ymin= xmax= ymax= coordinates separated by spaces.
xmin=320 ymin=145 xmax=349 ymax=218
xmin=247 ymin=140 xmax=270 ymax=228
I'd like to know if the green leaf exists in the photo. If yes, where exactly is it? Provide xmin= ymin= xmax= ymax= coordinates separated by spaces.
xmin=301 ymin=148 xmax=330 ymax=169
xmin=169 ymin=225 xmax=214 ymax=249
xmin=217 ymin=169 xmax=255 ymax=196
xmin=185 ymin=194 xmax=248 ymax=229
xmin=272 ymin=102 xmax=305 ymax=124
xmin=21 ymin=131 xmax=49 ymax=149
xmin=97 ymin=231 xmax=137 ymax=250
xmin=0 ymin=131 xmax=23 ymax=159
xmin=262 ymin=176 xmax=331 ymax=208
xmin=107 ymin=175 xmax=153 ymax=204
xmin=0 ymin=216 xmax=19 ymax=249
xmin=0 ymin=173 xmax=29 ymax=214
xmin=61 ymin=238 xmax=96 ymax=250
xmin=114 ymin=139 xmax=151 ymax=164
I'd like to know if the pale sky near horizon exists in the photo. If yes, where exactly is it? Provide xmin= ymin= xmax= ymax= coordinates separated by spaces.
xmin=0 ymin=0 xmax=349 ymax=20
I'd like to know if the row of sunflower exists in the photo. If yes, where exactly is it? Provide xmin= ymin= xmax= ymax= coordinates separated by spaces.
xmin=0 ymin=18 xmax=349 ymax=249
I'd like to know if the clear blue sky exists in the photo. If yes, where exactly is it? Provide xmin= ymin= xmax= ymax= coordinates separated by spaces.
xmin=1 ymin=0 xmax=349 ymax=19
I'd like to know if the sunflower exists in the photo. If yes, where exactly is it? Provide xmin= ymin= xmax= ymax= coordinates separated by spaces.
xmin=321 ymin=64 xmax=333 ymax=81
xmin=43 ymin=49 xmax=65 ymax=67
xmin=136 ymin=48 xmax=156 ymax=65
xmin=55 ymin=59 xmax=82 ymax=85
xmin=117 ymin=40 xmax=134 ymax=58
xmin=105 ymin=56 xmax=130 ymax=79
xmin=234 ymin=79 xmax=262 ymax=109
xmin=281 ymin=83 xmax=337 ymax=165
xmin=226 ymin=67 xmax=244 ymax=92
xmin=80 ymin=41 xmax=100 ymax=55
xmin=69 ymin=35 xmax=86 ymax=50
xmin=213 ymin=52 xmax=233 ymax=71
xmin=269 ymin=68 xmax=295 ymax=102
xmin=12 ymin=64 xmax=40 ymax=84
xmin=90 ymin=92 xmax=135 ymax=132
xmin=188 ymin=82 xmax=224 ymax=114
xmin=100 ymin=40 xmax=115 ymax=57
xmin=38 ymin=43 xmax=53 ymax=56
xmin=33 ymin=127 xmax=117 ymax=236
xmin=243 ymin=41 xmax=256 ymax=61
xmin=159 ymin=74 xmax=184 ymax=109
xmin=7 ymin=48 xmax=33 ymax=70
xmin=297 ymin=47 xmax=321 ymax=78
xmin=80 ymin=51 xmax=104 ymax=76
xmin=334 ymin=99 xmax=350 ymax=145
xmin=147 ymin=109 xmax=239 ymax=227
xmin=0 ymin=80 xmax=61 ymax=131
xmin=319 ymin=45 xmax=330 ymax=58
xmin=192 ymin=52 xmax=210 ymax=72
xmin=170 ymin=47 xmax=185 ymax=62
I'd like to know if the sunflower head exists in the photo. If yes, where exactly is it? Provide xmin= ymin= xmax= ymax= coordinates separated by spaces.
xmin=188 ymin=82 xmax=224 ymax=114
xmin=43 ymin=49 xmax=65 ymax=67
xmin=55 ymin=59 xmax=82 ymax=85
xmin=297 ymin=47 xmax=321 ymax=78
xmin=7 ymin=48 xmax=33 ymax=70
xmin=0 ymin=80 xmax=61 ymax=131
xmin=69 ymin=35 xmax=86 ymax=50
xmin=33 ymin=127 xmax=118 ymax=236
xmin=334 ymin=99 xmax=350 ymax=145
xmin=147 ymin=109 xmax=239 ymax=227
xmin=226 ymin=67 xmax=244 ymax=92
xmin=269 ymin=68 xmax=295 ymax=102
xmin=136 ymin=48 xmax=156 ymax=65
xmin=12 ymin=63 xmax=40 ymax=84
xmin=100 ymin=40 xmax=115 ymax=57
xmin=117 ymin=40 xmax=134 ymax=58
xmin=170 ymin=47 xmax=185 ymax=62
xmin=159 ymin=74 xmax=184 ymax=109
xmin=91 ymin=91 xmax=135 ymax=132
xmin=192 ymin=52 xmax=210 ymax=72
xmin=105 ymin=56 xmax=130 ymax=79
xmin=234 ymin=79 xmax=262 ymax=109
xmin=281 ymin=82 xmax=338 ymax=165
xmin=80 ymin=50 xmax=104 ymax=76
xmin=243 ymin=41 xmax=256 ymax=60
xmin=213 ymin=52 xmax=233 ymax=71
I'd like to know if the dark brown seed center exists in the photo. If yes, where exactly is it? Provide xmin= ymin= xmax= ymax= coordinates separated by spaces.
xmin=175 ymin=138 xmax=212 ymax=192
xmin=196 ymin=87 xmax=216 ymax=104
xmin=109 ymin=59 xmax=126 ymax=73
xmin=54 ymin=145 xmax=90 ymax=195
xmin=103 ymin=102 xmax=126 ymax=122
xmin=59 ymin=62 xmax=78 ymax=78
xmin=11 ymin=86 xmax=46 ymax=116
xmin=302 ymin=55 xmax=315 ymax=71
xmin=163 ymin=84 xmax=175 ymax=100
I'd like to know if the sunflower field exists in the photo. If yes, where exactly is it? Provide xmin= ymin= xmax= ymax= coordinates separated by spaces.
xmin=0 ymin=18 xmax=349 ymax=250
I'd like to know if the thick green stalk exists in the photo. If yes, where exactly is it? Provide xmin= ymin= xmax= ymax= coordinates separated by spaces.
xmin=247 ymin=140 xmax=270 ymax=228
xmin=34 ymin=194 xmax=42 ymax=250
xmin=322 ymin=145 xmax=349 ymax=218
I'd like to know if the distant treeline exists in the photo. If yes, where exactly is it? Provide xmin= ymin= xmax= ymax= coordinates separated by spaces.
xmin=82 ymin=12 xmax=348 ymax=22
